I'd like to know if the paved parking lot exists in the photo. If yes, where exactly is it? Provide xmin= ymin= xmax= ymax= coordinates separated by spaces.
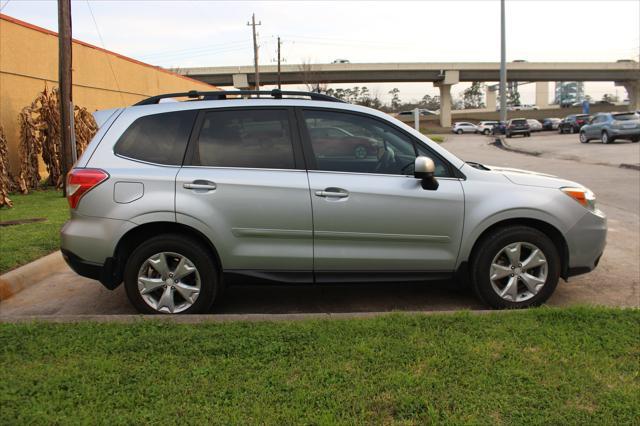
xmin=500 ymin=130 xmax=640 ymax=169
xmin=1 ymin=134 xmax=638 ymax=317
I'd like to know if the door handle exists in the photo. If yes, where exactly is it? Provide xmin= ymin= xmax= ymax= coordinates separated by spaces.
xmin=315 ymin=189 xmax=349 ymax=198
xmin=183 ymin=182 xmax=216 ymax=190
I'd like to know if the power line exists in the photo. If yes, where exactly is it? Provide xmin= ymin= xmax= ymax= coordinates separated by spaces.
xmin=85 ymin=0 xmax=125 ymax=105
xmin=0 ymin=0 xmax=11 ymax=12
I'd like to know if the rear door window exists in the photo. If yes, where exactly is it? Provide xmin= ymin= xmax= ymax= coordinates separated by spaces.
xmin=191 ymin=109 xmax=295 ymax=169
xmin=114 ymin=110 xmax=197 ymax=165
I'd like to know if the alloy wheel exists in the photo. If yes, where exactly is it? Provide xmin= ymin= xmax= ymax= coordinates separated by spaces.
xmin=489 ymin=242 xmax=548 ymax=302
xmin=137 ymin=252 xmax=201 ymax=313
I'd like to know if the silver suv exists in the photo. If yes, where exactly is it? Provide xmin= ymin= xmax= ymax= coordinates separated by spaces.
xmin=61 ymin=90 xmax=606 ymax=314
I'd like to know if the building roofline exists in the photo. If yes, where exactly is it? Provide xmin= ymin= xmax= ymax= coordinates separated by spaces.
xmin=0 ymin=13 xmax=217 ymax=89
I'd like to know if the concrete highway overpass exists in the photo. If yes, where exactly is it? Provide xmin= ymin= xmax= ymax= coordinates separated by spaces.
xmin=176 ymin=62 xmax=640 ymax=126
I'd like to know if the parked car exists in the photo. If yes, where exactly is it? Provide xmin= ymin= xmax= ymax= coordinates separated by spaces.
xmin=61 ymin=89 xmax=606 ymax=313
xmin=309 ymin=127 xmax=379 ymax=158
xmin=526 ymin=119 xmax=543 ymax=132
xmin=452 ymin=122 xmax=478 ymax=134
xmin=558 ymin=114 xmax=590 ymax=134
xmin=514 ymin=104 xmax=539 ymax=111
xmin=506 ymin=118 xmax=531 ymax=137
xmin=332 ymin=59 xmax=350 ymax=64
xmin=398 ymin=109 xmax=437 ymax=117
xmin=542 ymin=118 xmax=561 ymax=131
xmin=579 ymin=112 xmax=640 ymax=144
xmin=476 ymin=121 xmax=499 ymax=135
xmin=492 ymin=121 xmax=507 ymax=135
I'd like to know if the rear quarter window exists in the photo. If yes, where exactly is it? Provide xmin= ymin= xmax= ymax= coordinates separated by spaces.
xmin=114 ymin=110 xmax=197 ymax=165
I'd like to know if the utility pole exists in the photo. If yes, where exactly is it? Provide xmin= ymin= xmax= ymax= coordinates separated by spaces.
xmin=499 ymin=0 xmax=507 ymax=123
xmin=58 ymin=0 xmax=74 ymax=196
xmin=277 ymin=36 xmax=281 ymax=90
xmin=247 ymin=13 xmax=261 ymax=90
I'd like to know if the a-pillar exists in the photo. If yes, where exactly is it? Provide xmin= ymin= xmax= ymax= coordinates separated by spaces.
xmin=434 ymin=71 xmax=459 ymax=128
xmin=485 ymin=86 xmax=497 ymax=111
xmin=535 ymin=82 xmax=549 ymax=109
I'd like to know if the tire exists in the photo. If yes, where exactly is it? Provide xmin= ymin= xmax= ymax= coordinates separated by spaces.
xmin=601 ymin=131 xmax=610 ymax=144
xmin=483 ymin=129 xmax=491 ymax=135
xmin=526 ymin=132 xmax=531 ymax=137
xmin=569 ymin=126 xmax=576 ymax=134
xmin=579 ymin=132 xmax=589 ymax=143
xmin=558 ymin=127 xmax=564 ymax=134
xmin=123 ymin=234 xmax=219 ymax=314
xmin=456 ymin=129 xmax=463 ymax=135
xmin=470 ymin=226 xmax=560 ymax=309
xmin=632 ymin=137 xmax=639 ymax=143
xmin=506 ymin=132 xmax=512 ymax=138
xmin=353 ymin=145 xmax=368 ymax=159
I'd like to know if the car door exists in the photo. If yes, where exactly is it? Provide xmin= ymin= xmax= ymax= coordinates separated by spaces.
xmin=299 ymin=108 xmax=465 ymax=280
xmin=175 ymin=107 xmax=313 ymax=279
xmin=586 ymin=115 xmax=603 ymax=139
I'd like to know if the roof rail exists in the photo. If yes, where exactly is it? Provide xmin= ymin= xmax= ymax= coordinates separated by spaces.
xmin=133 ymin=89 xmax=345 ymax=106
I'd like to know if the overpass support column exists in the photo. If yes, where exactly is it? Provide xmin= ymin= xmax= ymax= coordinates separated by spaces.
xmin=485 ymin=86 xmax=497 ymax=111
xmin=434 ymin=71 xmax=459 ymax=128
xmin=535 ymin=82 xmax=549 ymax=108
xmin=617 ymin=81 xmax=640 ymax=110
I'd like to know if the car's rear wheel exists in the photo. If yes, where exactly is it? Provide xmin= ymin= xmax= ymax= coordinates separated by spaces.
xmin=579 ymin=132 xmax=589 ymax=143
xmin=470 ymin=226 xmax=560 ymax=309
xmin=456 ymin=129 xmax=463 ymax=134
xmin=601 ymin=131 xmax=610 ymax=144
xmin=483 ymin=129 xmax=490 ymax=135
xmin=124 ymin=234 xmax=218 ymax=314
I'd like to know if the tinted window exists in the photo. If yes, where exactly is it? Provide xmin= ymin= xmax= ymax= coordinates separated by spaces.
xmin=193 ymin=109 xmax=295 ymax=169
xmin=115 ymin=110 xmax=197 ymax=165
xmin=613 ymin=113 xmax=638 ymax=121
xmin=511 ymin=119 xmax=527 ymax=125
xmin=303 ymin=110 xmax=451 ymax=177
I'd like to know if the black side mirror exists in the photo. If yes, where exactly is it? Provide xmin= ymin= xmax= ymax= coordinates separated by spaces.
xmin=414 ymin=156 xmax=439 ymax=190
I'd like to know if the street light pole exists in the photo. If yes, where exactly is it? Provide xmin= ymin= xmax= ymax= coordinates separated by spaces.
xmin=499 ymin=0 xmax=507 ymax=123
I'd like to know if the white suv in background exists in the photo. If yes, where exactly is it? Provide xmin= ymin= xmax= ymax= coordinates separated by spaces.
xmin=476 ymin=121 xmax=499 ymax=135
xmin=452 ymin=122 xmax=478 ymax=134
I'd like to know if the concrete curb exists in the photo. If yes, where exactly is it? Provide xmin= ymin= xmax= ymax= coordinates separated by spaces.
xmin=491 ymin=136 xmax=542 ymax=157
xmin=0 ymin=309 xmax=505 ymax=323
xmin=0 ymin=251 xmax=66 ymax=301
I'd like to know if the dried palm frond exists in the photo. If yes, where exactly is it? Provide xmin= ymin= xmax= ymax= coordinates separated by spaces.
xmin=0 ymin=125 xmax=13 ymax=207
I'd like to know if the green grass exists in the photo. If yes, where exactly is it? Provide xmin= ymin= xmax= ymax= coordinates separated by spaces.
xmin=427 ymin=135 xmax=445 ymax=143
xmin=1 ymin=307 xmax=638 ymax=424
xmin=0 ymin=189 xmax=68 ymax=273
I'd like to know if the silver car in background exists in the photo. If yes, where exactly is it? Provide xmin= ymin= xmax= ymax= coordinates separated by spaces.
xmin=61 ymin=90 xmax=606 ymax=314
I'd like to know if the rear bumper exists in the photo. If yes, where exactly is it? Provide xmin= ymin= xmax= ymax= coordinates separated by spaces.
xmin=609 ymin=128 xmax=640 ymax=138
xmin=61 ymin=249 xmax=121 ymax=290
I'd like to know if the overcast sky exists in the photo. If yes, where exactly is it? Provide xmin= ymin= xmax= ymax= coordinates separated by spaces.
xmin=2 ymin=0 xmax=639 ymax=103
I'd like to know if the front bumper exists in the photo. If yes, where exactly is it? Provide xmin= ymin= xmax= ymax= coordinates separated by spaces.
xmin=564 ymin=209 xmax=607 ymax=278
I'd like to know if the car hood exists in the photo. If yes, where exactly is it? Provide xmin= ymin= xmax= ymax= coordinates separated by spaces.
xmin=487 ymin=166 xmax=580 ymax=189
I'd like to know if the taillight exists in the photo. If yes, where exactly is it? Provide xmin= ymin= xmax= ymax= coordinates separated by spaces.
xmin=66 ymin=168 xmax=109 ymax=209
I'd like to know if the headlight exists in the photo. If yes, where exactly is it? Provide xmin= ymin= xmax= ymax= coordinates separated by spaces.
xmin=561 ymin=187 xmax=596 ymax=211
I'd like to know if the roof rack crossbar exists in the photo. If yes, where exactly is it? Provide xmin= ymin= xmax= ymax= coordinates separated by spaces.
xmin=133 ymin=89 xmax=344 ymax=106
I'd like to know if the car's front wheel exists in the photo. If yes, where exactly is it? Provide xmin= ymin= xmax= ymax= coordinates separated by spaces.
xmin=123 ymin=234 xmax=219 ymax=314
xmin=579 ymin=132 xmax=589 ymax=143
xmin=456 ymin=129 xmax=463 ymax=134
xmin=483 ymin=129 xmax=491 ymax=135
xmin=601 ymin=131 xmax=611 ymax=144
xmin=470 ymin=226 xmax=560 ymax=309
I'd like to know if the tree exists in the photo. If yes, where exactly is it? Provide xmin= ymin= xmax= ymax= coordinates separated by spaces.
xmin=462 ymin=82 xmax=485 ymax=109
xmin=419 ymin=94 xmax=440 ymax=111
xmin=507 ymin=89 xmax=521 ymax=107
xmin=601 ymin=93 xmax=619 ymax=103
xmin=388 ymin=88 xmax=401 ymax=110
